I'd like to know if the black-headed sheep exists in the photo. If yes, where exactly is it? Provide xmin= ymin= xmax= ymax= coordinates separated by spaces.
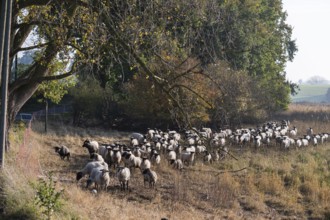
xmin=54 ymin=145 xmax=70 ymax=160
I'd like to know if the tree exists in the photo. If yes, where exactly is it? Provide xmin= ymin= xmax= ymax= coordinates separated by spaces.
xmin=3 ymin=0 xmax=297 ymax=149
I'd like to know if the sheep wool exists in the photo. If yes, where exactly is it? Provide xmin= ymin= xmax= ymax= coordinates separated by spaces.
xmin=142 ymin=168 xmax=157 ymax=188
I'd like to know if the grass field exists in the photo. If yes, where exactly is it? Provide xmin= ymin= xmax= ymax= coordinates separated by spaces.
xmin=1 ymin=104 xmax=330 ymax=219
xmin=291 ymin=84 xmax=330 ymax=103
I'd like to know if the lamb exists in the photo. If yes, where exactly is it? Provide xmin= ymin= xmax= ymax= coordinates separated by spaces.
xmin=90 ymin=153 xmax=105 ymax=162
xmin=116 ymin=166 xmax=130 ymax=191
xmin=76 ymin=161 xmax=109 ymax=181
xmin=82 ymin=139 xmax=99 ymax=156
xmin=142 ymin=168 xmax=157 ymax=188
xmin=54 ymin=145 xmax=70 ymax=160
xmin=86 ymin=167 xmax=110 ymax=191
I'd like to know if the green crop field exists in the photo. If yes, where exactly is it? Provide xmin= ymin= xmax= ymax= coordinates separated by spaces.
xmin=291 ymin=84 xmax=330 ymax=103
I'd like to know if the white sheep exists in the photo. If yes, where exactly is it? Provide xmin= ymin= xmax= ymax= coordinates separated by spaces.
xmin=82 ymin=139 xmax=99 ymax=156
xmin=111 ymin=149 xmax=122 ymax=168
xmin=203 ymin=151 xmax=212 ymax=163
xmin=86 ymin=167 xmax=110 ymax=191
xmin=306 ymin=127 xmax=313 ymax=136
xmin=54 ymin=145 xmax=70 ymax=160
xmin=180 ymin=150 xmax=195 ymax=166
xmin=76 ymin=161 xmax=108 ymax=181
xmin=141 ymin=157 xmax=151 ymax=171
xmin=150 ymin=152 xmax=161 ymax=165
xmin=167 ymin=149 xmax=176 ymax=163
xmin=116 ymin=166 xmax=130 ymax=191
xmin=90 ymin=153 xmax=105 ymax=162
xmin=122 ymin=151 xmax=142 ymax=172
xmin=142 ymin=168 xmax=157 ymax=188
xmin=171 ymin=159 xmax=184 ymax=170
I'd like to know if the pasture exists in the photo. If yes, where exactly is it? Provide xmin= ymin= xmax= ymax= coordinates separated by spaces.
xmin=291 ymin=84 xmax=330 ymax=103
xmin=1 ymin=104 xmax=330 ymax=219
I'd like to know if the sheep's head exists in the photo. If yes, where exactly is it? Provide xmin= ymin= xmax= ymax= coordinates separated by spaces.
xmin=76 ymin=172 xmax=84 ymax=181
xmin=54 ymin=146 xmax=61 ymax=153
xmin=86 ymin=178 xmax=93 ymax=188
xmin=90 ymin=153 xmax=98 ymax=160
xmin=83 ymin=139 xmax=90 ymax=147
xmin=142 ymin=168 xmax=150 ymax=174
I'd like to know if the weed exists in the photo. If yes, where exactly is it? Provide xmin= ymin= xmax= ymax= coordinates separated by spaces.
xmin=33 ymin=172 xmax=64 ymax=220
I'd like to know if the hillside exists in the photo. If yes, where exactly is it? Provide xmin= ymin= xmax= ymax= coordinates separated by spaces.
xmin=1 ymin=104 xmax=330 ymax=219
xmin=291 ymin=84 xmax=330 ymax=103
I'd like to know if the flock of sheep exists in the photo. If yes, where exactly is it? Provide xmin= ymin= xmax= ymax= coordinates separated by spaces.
xmin=54 ymin=119 xmax=329 ymax=193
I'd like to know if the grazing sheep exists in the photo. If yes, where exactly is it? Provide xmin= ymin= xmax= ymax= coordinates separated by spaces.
xmin=142 ymin=168 xmax=157 ymax=188
xmin=90 ymin=153 xmax=105 ymax=162
xmin=86 ymin=167 xmax=110 ymax=191
xmin=76 ymin=161 xmax=109 ymax=181
xmin=116 ymin=166 xmax=130 ymax=191
xmin=83 ymin=139 xmax=99 ymax=156
xmin=54 ymin=145 xmax=70 ymax=160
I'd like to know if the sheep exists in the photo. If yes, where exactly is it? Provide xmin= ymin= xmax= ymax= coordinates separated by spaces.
xmin=170 ymin=159 xmax=184 ymax=170
xmin=122 ymin=151 xmax=142 ymax=172
xmin=203 ymin=151 xmax=212 ymax=164
xmin=141 ymin=157 xmax=151 ymax=171
xmin=116 ymin=166 xmax=130 ymax=191
xmin=289 ymin=126 xmax=298 ymax=137
xmin=86 ymin=167 xmax=110 ymax=191
xmin=54 ymin=145 xmax=70 ymax=160
xmin=167 ymin=149 xmax=176 ymax=164
xmin=76 ymin=161 xmax=109 ymax=181
xmin=150 ymin=151 xmax=161 ymax=165
xmin=82 ymin=139 xmax=99 ymax=156
xmin=180 ymin=149 xmax=195 ymax=166
xmin=90 ymin=153 xmax=105 ymax=162
xmin=142 ymin=168 xmax=157 ymax=188
xmin=98 ymin=144 xmax=109 ymax=159
xmin=306 ymin=127 xmax=313 ymax=136
xmin=111 ymin=148 xmax=122 ymax=169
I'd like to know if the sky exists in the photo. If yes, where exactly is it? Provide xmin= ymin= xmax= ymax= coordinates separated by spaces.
xmin=282 ymin=0 xmax=330 ymax=83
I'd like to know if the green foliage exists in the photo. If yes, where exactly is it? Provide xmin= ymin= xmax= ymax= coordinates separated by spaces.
xmin=37 ymin=77 xmax=76 ymax=104
xmin=33 ymin=173 xmax=64 ymax=220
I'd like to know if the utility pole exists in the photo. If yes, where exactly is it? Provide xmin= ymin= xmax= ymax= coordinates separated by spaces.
xmin=0 ymin=0 xmax=8 ymax=83
xmin=0 ymin=0 xmax=13 ymax=168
